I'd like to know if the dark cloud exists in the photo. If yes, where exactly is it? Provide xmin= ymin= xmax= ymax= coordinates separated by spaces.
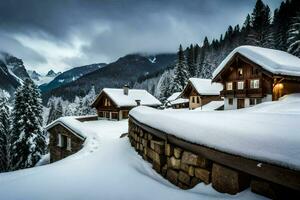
xmin=0 ymin=0 xmax=283 ymax=73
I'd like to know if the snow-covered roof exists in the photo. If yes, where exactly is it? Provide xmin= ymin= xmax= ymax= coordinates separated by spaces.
xmin=45 ymin=116 xmax=95 ymax=139
xmin=130 ymin=94 xmax=300 ymax=170
xmin=170 ymin=98 xmax=189 ymax=105
xmin=167 ymin=92 xmax=181 ymax=101
xmin=194 ymin=101 xmax=224 ymax=111
xmin=186 ymin=78 xmax=223 ymax=96
xmin=212 ymin=45 xmax=300 ymax=80
xmin=94 ymin=88 xmax=161 ymax=107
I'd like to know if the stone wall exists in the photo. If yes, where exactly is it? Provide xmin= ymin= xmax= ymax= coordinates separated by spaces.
xmin=128 ymin=118 xmax=300 ymax=199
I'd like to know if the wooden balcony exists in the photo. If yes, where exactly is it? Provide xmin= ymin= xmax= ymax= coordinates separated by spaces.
xmin=220 ymin=88 xmax=263 ymax=98
xmin=220 ymin=90 xmax=235 ymax=96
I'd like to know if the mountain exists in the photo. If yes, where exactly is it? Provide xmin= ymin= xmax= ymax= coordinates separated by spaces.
xmin=39 ymin=63 xmax=107 ymax=94
xmin=0 ymin=59 xmax=22 ymax=99
xmin=28 ymin=70 xmax=60 ymax=86
xmin=46 ymin=70 xmax=60 ymax=77
xmin=42 ymin=53 xmax=176 ymax=102
xmin=0 ymin=52 xmax=30 ymax=81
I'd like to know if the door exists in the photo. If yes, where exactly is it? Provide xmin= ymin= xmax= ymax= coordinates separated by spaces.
xmin=237 ymin=99 xmax=245 ymax=109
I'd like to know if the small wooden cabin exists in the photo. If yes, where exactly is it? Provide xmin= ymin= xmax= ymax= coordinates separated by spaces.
xmin=212 ymin=45 xmax=300 ymax=110
xmin=179 ymin=78 xmax=223 ymax=110
xmin=46 ymin=120 xmax=86 ymax=163
xmin=166 ymin=92 xmax=189 ymax=109
xmin=91 ymin=86 xmax=161 ymax=120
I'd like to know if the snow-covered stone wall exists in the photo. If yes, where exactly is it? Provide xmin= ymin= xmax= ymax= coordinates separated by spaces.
xmin=128 ymin=118 xmax=300 ymax=199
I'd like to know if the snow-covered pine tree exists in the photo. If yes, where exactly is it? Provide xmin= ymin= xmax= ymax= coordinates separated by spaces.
xmin=247 ymin=0 xmax=274 ymax=48
xmin=11 ymin=79 xmax=46 ymax=170
xmin=0 ymin=97 xmax=11 ymax=172
xmin=288 ymin=13 xmax=300 ymax=58
xmin=187 ymin=44 xmax=196 ymax=77
xmin=169 ymin=45 xmax=189 ymax=94
xmin=81 ymin=86 xmax=96 ymax=115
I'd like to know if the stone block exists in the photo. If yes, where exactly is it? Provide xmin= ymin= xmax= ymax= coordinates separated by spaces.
xmin=147 ymin=134 xmax=153 ymax=140
xmin=188 ymin=166 xmax=194 ymax=177
xmin=165 ymin=143 xmax=173 ymax=157
xmin=174 ymin=147 xmax=183 ymax=159
xmin=162 ymin=164 xmax=168 ymax=177
xmin=141 ymin=138 xmax=148 ymax=147
xmin=152 ymin=162 xmax=161 ymax=173
xmin=195 ymin=168 xmax=211 ymax=184
xmin=180 ymin=162 xmax=189 ymax=172
xmin=190 ymin=177 xmax=201 ymax=187
xmin=178 ymin=182 xmax=189 ymax=190
xmin=212 ymin=163 xmax=250 ymax=195
xmin=166 ymin=169 xmax=178 ymax=185
xmin=251 ymin=179 xmax=276 ymax=199
xmin=147 ymin=147 xmax=165 ymax=165
xmin=178 ymin=171 xmax=190 ymax=185
xmin=150 ymin=140 xmax=164 ymax=154
xmin=167 ymin=156 xmax=181 ymax=170
xmin=181 ymin=151 xmax=210 ymax=168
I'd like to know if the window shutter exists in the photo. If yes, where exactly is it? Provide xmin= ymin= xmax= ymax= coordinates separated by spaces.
xmin=67 ymin=138 xmax=72 ymax=151
xmin=57 ymin=134 xmax=62 ymax=147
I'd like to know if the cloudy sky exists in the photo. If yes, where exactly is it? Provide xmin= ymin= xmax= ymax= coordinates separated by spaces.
xmin=0 ymin=0 xmax=283 ymax=74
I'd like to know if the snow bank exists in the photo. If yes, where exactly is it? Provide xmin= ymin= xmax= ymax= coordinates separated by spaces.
xmin=213 ymin=45 xmax=300 ymax=79
xmin=130 ymin=95 xmax=300 ymax=170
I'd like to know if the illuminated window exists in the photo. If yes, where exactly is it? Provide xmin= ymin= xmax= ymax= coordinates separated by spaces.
xmin=226 ymin=82 xmax=233 ymax=90
xmin=237 ymin=81 xmax=244 ymax=90
xmin=250 ymin=79 xmax=259 ymax=89
xmin=238 ymin=68 xmax=243 ymax=76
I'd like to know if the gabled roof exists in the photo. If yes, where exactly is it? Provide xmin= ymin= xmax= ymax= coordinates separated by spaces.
xmin=194 ymin=100 xmax=224 ymax=111
xmin=167 ymin=92 xmax=181 ymax=101
xmin=181 ymin=78 xmax=223 ymax=97
xmin=212 ymin=45 xmax=300 ymax=81
xmin=92 ymin=88 xmax=161 ymax=108
xmin=45 ymin=116 xmax=89 ymax=140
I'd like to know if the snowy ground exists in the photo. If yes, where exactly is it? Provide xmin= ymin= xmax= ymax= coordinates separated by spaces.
xmin=0 ymin=119 xmax=266 ymax=200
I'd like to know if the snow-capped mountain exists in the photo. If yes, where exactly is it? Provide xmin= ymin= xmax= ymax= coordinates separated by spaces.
xmin=39 ymin=63 xmax=107 ymax=94
xmin=41 ymin=53 xmax=176 ymax=102
xmin=29 ymin=70 xmax=61 ymax=86
xmin=0 ymin=52 xmax=32 ymax=99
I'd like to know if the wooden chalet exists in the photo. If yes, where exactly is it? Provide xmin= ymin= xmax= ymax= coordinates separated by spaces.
xmin=179 ymin=78 xmax=223 ymax=110
xmin=91 ymin=86 xmax=161 ymax=120
xmin=212 ymin=45 xmax=300 ymax=110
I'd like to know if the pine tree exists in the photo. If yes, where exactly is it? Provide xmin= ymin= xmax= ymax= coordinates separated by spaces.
xmin=0 ymin=97 xmax=12 ymax=172
xmin=169 ymin=45 xmax=189 ymax=93
xmin=247 ymin=0 xmax=274 ymax=48
xmin=187 ymin=44 xmax=196 ymax=77
xmin=288 ymin=13 xmax=300 ymax=57
xmin=11 ymin=79 xmax=46 ymax=170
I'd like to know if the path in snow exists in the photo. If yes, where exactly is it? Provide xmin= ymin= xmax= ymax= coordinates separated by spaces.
xmin=0 ymin=120 xmax=266 ymax=200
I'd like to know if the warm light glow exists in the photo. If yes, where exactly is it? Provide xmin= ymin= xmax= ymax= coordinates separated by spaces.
xmin=275 ymin=83 xmax=284 ymax=89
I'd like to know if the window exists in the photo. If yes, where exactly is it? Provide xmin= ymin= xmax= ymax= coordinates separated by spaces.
xmin=226 ymin=82 xmax=233 ymax=90
xmin=104 ymin=98 xmax=111 ymax=106
xmin=228 ymin=98 xmax=233 ymax=105
xmin=250 ymin=98 xmax=262 ymax=106
xmin=250 ymin=98 xmax=256 ymax=106
xmin=196 ymin=97 xmax=200 ymax=104
xmin=250 ymin=79 xmax=260 ymax=89
xmin=238 ymin=68 xmax=243 ymax=77
xmin=67 ymin=138 xmax=72 ymax=151
xmin=57 ymin=134 xmax=68 ymax=148
xmin=237 ymin=81 xmax=244 ymax=90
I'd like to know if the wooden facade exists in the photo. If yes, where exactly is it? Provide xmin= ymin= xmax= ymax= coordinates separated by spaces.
xmin=93 ymin=92 xmax=133 ymax=120
xmin=213 ymin=53 xmax=300 ymax=110
xmin=181 ymin=81 xmax=221 ymax=110
xmin=47 ymin=123 xmax=85 ymax=163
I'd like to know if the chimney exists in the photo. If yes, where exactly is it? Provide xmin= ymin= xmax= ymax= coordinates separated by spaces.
xmin=123 ymin=84 xmax=129 ymax=95
xmin=135 ymin=99 xmax=141 ymax=106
